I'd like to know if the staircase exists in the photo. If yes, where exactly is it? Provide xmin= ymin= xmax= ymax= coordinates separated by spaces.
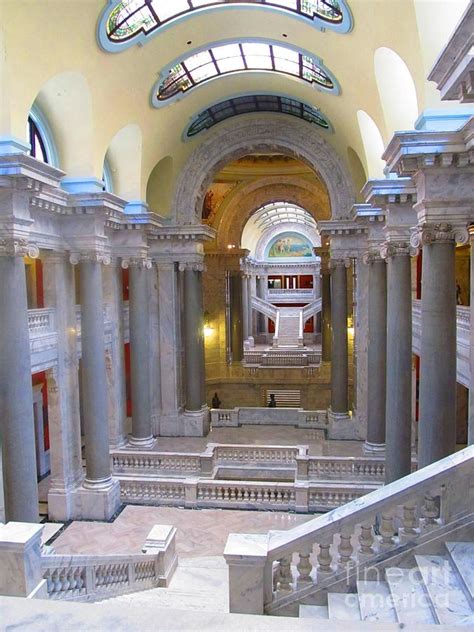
xmin=275 ymin=308 xmax=302 ymax=348
xmin=300 ymin=541 xmax=474 ymax=626
xmin=224 ymin=445 xmax=474 ymax=626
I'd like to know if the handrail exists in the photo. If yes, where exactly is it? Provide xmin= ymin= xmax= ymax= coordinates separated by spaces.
xmin=251 ymin=296 xmax=278 ymax=320
xmin=302 ymin=297 xmax=322 ymax=322
xmin=268 ymin=445 xmax=473 ymax=558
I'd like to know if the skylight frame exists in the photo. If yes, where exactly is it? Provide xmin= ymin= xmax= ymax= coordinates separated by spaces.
xmin=184 ymin=93 xmax=333 ymax=139
xmin=98 ymin=0 xmax=353 ymax=53
xmin=152 ymin=39 xmax=340 ymax=107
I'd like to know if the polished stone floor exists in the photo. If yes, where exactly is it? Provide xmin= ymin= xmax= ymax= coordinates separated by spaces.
xmin=52 ymin=505 xmax=316 ymax=558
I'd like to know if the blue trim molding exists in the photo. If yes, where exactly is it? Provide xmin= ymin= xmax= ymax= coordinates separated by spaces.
xmin=0 ymin=136 xmax=31 ymax=156
xmin=61 ymin=177 xmax=105 ymax=194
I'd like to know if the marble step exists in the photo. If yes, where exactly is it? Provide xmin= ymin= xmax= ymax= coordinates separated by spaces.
xmin=356 ymin=580 xmax=397 ymax=623
xmin=298 ymin=604 xmax=329 ymax=619
xmin=415 ymin=554 xmax=474 ymax=627
xmin=103 ymin=556 xmax=229 ymax=613
xmin=385 ymin=567 xmax=436 ymax=625
xmin=445 ymin=541 xmax=474 ymax=605
xmin=327 ymin=592 xmax=361 ymax=620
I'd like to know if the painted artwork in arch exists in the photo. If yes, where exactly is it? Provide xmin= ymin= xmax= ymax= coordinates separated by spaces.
xmin=268 ymin=233 xmax=313 ymax=258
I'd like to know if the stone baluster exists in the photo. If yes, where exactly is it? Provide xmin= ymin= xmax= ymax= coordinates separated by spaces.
xmin=0 ymin=239 xmax=40 ymax=522
xmin=317 ymin=538 xmax=333 ymax=575
xmin=379 ymin=513 xmax=396 ymax=549
xmin=400 ymin=503 xmax=419 ymax=542
xmin=421 ymin=494 xmax=439 ymax=530
xmin=337 ymin=528 xmax=354 ymax=570
xmin=358 ymin=522 xmax=375 ymax=559
xmin=122 ymin=256 xmax=154 ymax=448
xmin=296 ymin=546 xmax=313 ymax=583
xmin=277 ymin=556 xmax=293 ymax=592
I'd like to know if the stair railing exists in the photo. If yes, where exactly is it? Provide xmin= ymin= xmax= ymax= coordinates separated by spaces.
xmin=224 ymin=445 xmax=474 ymax=615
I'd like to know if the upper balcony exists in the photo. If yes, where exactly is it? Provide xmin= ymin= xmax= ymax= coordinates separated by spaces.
xmin=266 ymin=288 xmax=316 ymax=303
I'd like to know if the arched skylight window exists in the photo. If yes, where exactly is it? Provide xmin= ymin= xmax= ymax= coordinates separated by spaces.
xmin=186 ymin=94 xmax=332 ymax=138
xmin=153 ymin=42 xmax=338 ymax=105
xmin=27 ymin=116 xmax=49 ymax=164
xmin=254 ymin=202 xmax=317 ymax=231
xmin=99 ymin=0 xmax=352 ymax=52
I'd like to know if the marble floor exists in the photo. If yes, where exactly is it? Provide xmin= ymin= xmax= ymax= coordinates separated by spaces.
xmin=51 ymin=504 xmax=316 ymax=558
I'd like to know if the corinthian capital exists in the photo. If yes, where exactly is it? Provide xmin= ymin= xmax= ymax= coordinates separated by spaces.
xmin=0 ymin=239 xmax=39 ymax=258
xmin=329 ymin=257 xmax=351 ymax=269
xmin=178 ymin=261 xmax=205 ymax=272
xmin=410 ymin=223 xmax=469 ymax=249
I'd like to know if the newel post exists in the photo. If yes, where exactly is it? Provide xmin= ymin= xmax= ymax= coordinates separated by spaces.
xmin=224 ymin=533 xmax=272 ymax=614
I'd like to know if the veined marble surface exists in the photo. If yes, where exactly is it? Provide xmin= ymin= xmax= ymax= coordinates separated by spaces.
xmin=0 ymin=596 xmax=464 ymax=631
xmin=446 ymin=541 xmax=474 ymax=602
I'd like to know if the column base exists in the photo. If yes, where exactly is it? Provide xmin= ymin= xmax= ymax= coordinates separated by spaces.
xmin=127 ymin=435 xmax=157 ymax=449
xmin=182 ymin=406 xmax=210 ymax=436
xmin=71 ymin=477 xmax=121 ymax=521
xmin=327 ymin=408 xmax=365 ymax=441
xmin=363 ymin=441 xmax=386 ymax=455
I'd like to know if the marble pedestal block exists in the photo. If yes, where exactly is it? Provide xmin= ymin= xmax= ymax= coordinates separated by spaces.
xmin=182 ymin=406 xmax=211 ymax=437
xmin=71 ymin=478 xmax=121 ymax=521
xmin=0 ymin=522 xmax=47 ymax=598
xmin=48 ymin=483 xmax=83 ymax=522
xmin=224 ymin=533 xmax=271 ymax=615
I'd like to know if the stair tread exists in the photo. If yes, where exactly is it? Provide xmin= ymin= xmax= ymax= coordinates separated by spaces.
xmin=327 ymin=592 xmax=361 ymax=620
xmin=416 ymin=554 xmax=474 ymax=626
xmin=299 ymin=605 xmax=329 ymax=619
xmin=385 ymin=567 xmax=436 ymax=624
xmin=356 ymin=580 xmax=397 ymax=622
xmin=446 ymin=542 xmax=474 ymax=602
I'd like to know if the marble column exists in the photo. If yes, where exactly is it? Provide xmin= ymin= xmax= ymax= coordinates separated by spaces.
xmin=256 ymin=276 xmax=266 ymax=334
xmin=469 ymin=226 xmax=474 ymax=446
xmin=78 ymin=255 xmax=114 ymax=486
xmin=157 ymin=262 xmax=182 ymax=435
xmin=230 ymin=273 xmax=243 ymax=361
xmin=102 ymin=260 xmax=127 ymax=449
xmin=0 ymin=242 xmax=39 ymax=522
xmin=330 ymin=259 xmax=349 ymax=413
xmin=364 ymin=254 xmax=387 ymax=453
xmin=247 ymin=275 xmax=254 ymax=340
xmin=126 ymin=258 xmax=154 ymax=447
xmin=414 ymin=225 xmax=465 ymax=468
xmin=183 ymin=264 xmax=206 ymax=412
xmin=242 ymin=274 xmax=249 ymax=340
xmin=383 ymin=243 xmax=413 ymax=481
xmin=42 ymin=253 xmax=83 ymax=521
xmin=148 ymin=264 xmax=161 ymax=436
xmin=321 ymin=270 xmax=332 ymax=362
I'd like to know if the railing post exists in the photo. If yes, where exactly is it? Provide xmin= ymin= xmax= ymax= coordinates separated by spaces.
xmin=224 ymin=533 xmax=270 ymax=614
xmin=0 ymin=522 xmax=47 ymax=598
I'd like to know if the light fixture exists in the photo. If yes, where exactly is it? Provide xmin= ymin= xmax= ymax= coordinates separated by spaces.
xmin=347 ymin=315 xmax=354 ymax=336
xmin=203 ymin=311 xmax=214 ymax=338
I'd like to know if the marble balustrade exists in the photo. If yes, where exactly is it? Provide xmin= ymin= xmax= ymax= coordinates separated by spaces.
xmin=111 ymin=442 xmax=390 ymax=512
xmin=412 ymin=299 xmax=470 ymax=387
xmin=0 ymin=522 xmax=177 ymax=602
xmin=210 ymin=407 xmax=328 ymax=429
xmin=224 ymin=445 xmax=474 ymax=616
xmin=27 ymin=302 xmax=130 ymax=373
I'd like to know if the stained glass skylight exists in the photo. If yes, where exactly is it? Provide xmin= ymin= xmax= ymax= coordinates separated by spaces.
xmin=99 ymin=0 xmax=352 ymax=51
xmin=154 ymin=42 xmax=338 ymax=104
xmin=186 ymin=94 xmax=332 ymax=137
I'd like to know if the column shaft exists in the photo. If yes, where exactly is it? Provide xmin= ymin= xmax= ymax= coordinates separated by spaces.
xmin=129 ymin=262 xmax=153 ymax=444
xmin=80 ymin=259 xmax=111 ymax=483
xmin=242 ymin=276 xmax=249 ymax=340
xmin=184 ymin=267 xmax=205 ymax=411
xmin=247 ymin=276 xmax=253 ymax=338
xmin=322 ymin=272 xmax=331 ymax=361
xmin=385 ymin=252 xmax=412 ymax=481
xmin=366 ymin=258 xmax=387 ymax=449
xmin=230 ymin=273 xmax=243 ymax=362
xmin=469 ymin=232 xmax=474 ymax=445
xmin=331 ymin=263 xmax=348 ymax=412
xmin=418 ymin=241 xmax=457 ymax=467
xmin=0 ymin=255 xmax=39 ymax=522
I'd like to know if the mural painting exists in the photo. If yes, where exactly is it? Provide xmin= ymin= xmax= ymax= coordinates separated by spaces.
xmin=267 ymin=233 xmax=313 ymax=258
